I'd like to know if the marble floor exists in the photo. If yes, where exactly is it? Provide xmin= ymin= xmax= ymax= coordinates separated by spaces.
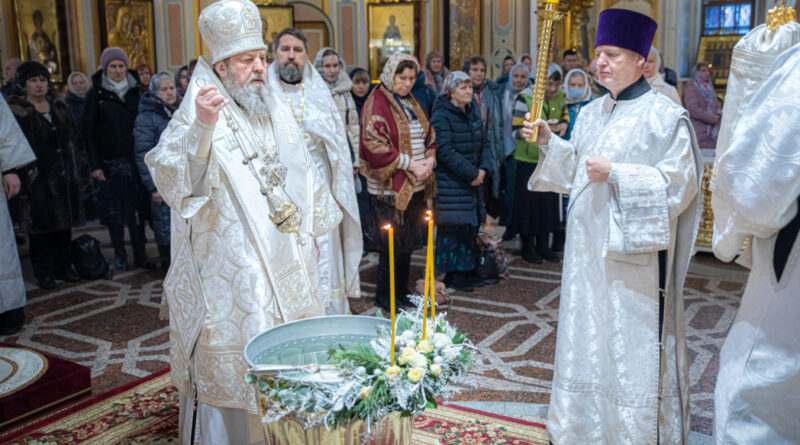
xmin=1 ymin=222 xmax=746 ymax=443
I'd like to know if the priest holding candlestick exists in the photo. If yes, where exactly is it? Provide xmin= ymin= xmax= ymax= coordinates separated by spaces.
xmin=521 ymin=9 xmax=702 ymax=444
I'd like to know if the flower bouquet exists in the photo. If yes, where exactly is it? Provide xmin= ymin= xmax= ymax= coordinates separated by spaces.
xmin=244 ymin=296 xmax=474 ymax=439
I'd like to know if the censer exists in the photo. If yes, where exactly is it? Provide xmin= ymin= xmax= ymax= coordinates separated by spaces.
xmin=526 ymin=0 xmax=566 ymax=143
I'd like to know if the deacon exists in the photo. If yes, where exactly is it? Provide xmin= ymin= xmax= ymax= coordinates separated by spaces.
xmin=269 ymin=28 xmax=362 ymax=315
xmin=0 ymin=95 xmax=35 ymax=335
xmin=712 ymin=43 xmax=800 ymax=444
xmin=144 ymin=1 xmax=341 ymax=443
xmin=521 ymin=9 xmax=702 ymax=444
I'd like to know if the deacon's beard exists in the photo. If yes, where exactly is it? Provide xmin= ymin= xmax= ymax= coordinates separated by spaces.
xmin=222 ymin=72 xmax=271 ymax=117
xmin=278 ymin=62 xmax=303 ymax=84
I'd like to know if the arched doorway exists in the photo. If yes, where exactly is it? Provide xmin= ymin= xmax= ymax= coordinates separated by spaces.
xmin=291 ymin=2 xmax=334 ymax=60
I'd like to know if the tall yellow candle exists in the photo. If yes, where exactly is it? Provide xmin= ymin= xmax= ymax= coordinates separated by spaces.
xmin=430 ymin=243 xmax=435 ymax=323
xmin=383 ymin=223 xmax=396 ymax=365
xmin=422 ymin=212 xmax=433 ymax=339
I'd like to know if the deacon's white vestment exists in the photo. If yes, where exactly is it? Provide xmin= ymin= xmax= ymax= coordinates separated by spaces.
xmin=712 ymin=43 xmax=800 ymax=445
xmin=268 ymin=63 xmax=362 ymax=315
xmin=145 ymin=57 xmax=341 ymax=444
xmin=529 ymin=79 xmax=702 ymax=444
xmin=0 ymin=96 xmax=35 ymax=313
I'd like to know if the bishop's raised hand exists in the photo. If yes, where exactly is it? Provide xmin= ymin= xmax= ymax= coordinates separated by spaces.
xmin=196 ymin=85 xmax=229 ymax=126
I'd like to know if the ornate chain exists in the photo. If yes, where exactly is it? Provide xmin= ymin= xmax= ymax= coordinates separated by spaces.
xmin=280 ymin=80 xmax=305 ymax=129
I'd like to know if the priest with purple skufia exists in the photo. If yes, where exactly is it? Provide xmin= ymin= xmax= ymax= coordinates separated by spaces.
xmin=521 ymin=9 xmax=702 ymax=444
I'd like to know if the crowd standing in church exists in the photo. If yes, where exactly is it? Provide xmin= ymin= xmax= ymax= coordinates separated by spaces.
xmin=1 ymin=0 xmax=798 ymax=442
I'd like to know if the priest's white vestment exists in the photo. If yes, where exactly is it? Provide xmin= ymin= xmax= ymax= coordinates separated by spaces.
xmin=0 ymin=96 xmax=35 ymax=312
xmin=268 ymin=62 xmax=362 ymax=315
xmin=711 ymin=43 xmax=800 ymax=445
xmin=529 ymin=85 xmax=702 ymax=444
xmin=145 ymin=57 xmax=341 ymax=444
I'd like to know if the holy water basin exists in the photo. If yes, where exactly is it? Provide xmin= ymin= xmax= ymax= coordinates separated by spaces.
xmin=244 ymin=315 xmax=412 ymax=445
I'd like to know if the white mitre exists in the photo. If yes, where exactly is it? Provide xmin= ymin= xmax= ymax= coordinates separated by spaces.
xmin=198 ymin=0 xmax=267 ymax=64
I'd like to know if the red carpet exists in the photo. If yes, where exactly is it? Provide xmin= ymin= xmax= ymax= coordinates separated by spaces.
xmin=0 ymin=343 xmax=91 ymax=429
xmin=0 ymin=367 xmax=548 ymax=444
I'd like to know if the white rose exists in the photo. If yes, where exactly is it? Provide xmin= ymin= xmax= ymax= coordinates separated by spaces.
xmin=411 ymin=353 xmax=428 ymax=369
xmin=432 ymin=333 xmax=452 ymax=350
xmin=429 ymin=364 xmax=442 ymax=377
xmin=433 ymin=356 xmax=443 ymax=364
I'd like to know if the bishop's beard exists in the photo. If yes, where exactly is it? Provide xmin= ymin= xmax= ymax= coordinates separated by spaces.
xmin=222 ymin=72 xmax=271 ymax=117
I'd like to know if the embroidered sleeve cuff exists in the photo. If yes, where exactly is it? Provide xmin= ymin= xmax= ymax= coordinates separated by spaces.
xmin=188 ymin=119 xmax=215 ymax=160
xmin=607 ymin=163 xmax=619 ymax=184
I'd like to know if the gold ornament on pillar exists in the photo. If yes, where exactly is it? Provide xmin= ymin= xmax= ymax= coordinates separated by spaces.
xmin=526 ymin=0 xmax=565 ymax=143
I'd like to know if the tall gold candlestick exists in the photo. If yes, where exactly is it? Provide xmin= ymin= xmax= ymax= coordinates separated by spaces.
xmin=423 ymin=211 xmax=433 ymax=339
xmin=526 ymin=0 xmax=565 ymax=143
xmin=383 ymin=223 xmax=396 ymax=365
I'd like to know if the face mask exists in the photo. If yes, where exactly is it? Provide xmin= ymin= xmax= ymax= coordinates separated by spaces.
xmin=567 ymin=87 xmax=585 ymax=100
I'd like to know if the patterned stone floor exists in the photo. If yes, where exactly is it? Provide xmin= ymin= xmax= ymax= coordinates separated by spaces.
xmin=0 ymin=223 xmax=747 ymax=440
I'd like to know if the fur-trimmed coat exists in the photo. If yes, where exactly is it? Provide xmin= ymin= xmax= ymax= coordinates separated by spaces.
xmin=7 ymin=92 xmax=90 ymax=233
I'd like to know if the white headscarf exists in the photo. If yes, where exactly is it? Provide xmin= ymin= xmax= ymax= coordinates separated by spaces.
xmin=563 ymin=68 xmax=593 ymax=104
xmin=646 ymin=46 xmax=682 ymax=105
xmin=67 ymin=72 xmax=90 ymax=97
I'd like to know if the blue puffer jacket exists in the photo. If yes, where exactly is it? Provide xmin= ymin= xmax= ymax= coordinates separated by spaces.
xmin=431 ymin=94 xmax=492 ymax=226
xmin=133 ymin=91 xmax=178 ymax=246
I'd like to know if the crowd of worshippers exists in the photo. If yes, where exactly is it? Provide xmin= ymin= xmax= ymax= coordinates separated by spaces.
xmin=0 ymin=32 xmax=722 ymax=301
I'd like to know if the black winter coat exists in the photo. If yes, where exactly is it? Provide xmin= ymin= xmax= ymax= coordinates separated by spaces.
xmin=83 ymin=69 xmax=141 ymax=170
xmin=133 ymin=91 xmax=177 ymax=194
xmin=65 ymin=92 xmax=86 ymax=129
xmin=7 ymin=92 xmax=90 ymax=233
xmin=431 ymin=95 xmax=492 ymax=226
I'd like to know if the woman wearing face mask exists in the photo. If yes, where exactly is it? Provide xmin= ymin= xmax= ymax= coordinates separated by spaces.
xmin=133 ymin=72 xmax=181 ymax=272
xmin=563 ymin=68 xmax=594 ymax=140
xmin=499 ymin=63 xmax=530 ymax=232
xmin=643 ymin=46 xmax=681 ymax=105
xmin=360 ymin=53 xmax=436 ymax=312
xmin=508 ymin=67 xmax=567 ymax=264
xmin=65 ymin=72 xmax=90 ymax=127
xmin=431 ymin=72 xmax=493 ymax=291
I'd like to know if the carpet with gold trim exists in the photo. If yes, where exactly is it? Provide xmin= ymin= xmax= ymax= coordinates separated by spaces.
xmin=0 ymin=368 xmax=548 ymax=444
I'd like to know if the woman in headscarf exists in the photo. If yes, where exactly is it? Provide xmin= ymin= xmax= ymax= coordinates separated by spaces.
xmin=431 ymin=72 xmax=493 ymax=291
xmin=65 ymin=71 xmax=90 ymax=126
xmin=314 ymin=47 xmax=360 ymax=168
xmin=133 ymin=72 xmax=180 ymax=271
xmin=422 ymin=50 xmax=450 ymax=95
xmin=499 ymin=62 xmax=529 ymax=230
xmin=563 ymin=68 xmax=594 ymax=140
xmin=360 ymin=53 xmax=436 ymax=312
xmin=644 ymin=46 xmax=681 ymax=105
xmin=8 ymin=62 xmax=90 ymax=289
xmin=496 ymin=55 xmax=516 ymax=87
xmin=684 ymin=62 xmax=722 ymax=148
xmin=174 ymin=65 xmax=189 ymax=96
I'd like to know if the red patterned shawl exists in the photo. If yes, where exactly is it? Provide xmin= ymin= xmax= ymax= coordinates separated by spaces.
xmin=359 ymin=84 xmax=436 ymax=211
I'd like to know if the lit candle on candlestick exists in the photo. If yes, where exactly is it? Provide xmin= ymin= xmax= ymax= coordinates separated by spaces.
xmin=383 ymin=223 xmax=396 ymax=365
xmin=423 ymin=211 xmax=433 ymax=339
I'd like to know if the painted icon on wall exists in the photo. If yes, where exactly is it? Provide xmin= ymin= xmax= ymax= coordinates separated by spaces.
xmin=258 ymin=5 xmax=294 ymax=50
xmin=100 ymin=0 xmax=157 ymax=71
xmin=368 ymin=3 xmax=416 ymax=80
xmin=13 ymin=0 xmax=66 ymax=80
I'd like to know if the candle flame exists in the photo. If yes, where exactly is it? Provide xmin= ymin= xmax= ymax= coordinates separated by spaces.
xmin=382 ymin=224 xmax=393 ymax=230
xmin=426 ymin=210 xmax=433 ymax=216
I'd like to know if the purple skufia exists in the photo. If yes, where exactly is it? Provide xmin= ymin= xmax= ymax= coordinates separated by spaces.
xmin=595 ymin=9 xmax=658 ymax=58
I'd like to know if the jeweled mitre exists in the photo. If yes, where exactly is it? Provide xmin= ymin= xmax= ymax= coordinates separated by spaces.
xmin=199 ymin=0 xmax=267 ymax=64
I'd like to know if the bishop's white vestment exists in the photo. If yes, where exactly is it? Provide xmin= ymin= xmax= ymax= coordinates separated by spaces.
xmin=0 ymin=96 xmax=35 ymax=313
xmin=268 ymin=63 xmax=362 ymax=315
xmin=528 ymin=79 xmax=702 ymax=444
xmin=145 ymin=57 xmax=342 ymax=444
xmin=711 ymin=43 xmax=800 ymax=445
